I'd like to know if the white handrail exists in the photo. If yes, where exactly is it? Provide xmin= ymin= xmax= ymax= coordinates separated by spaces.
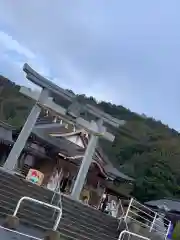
xmin=51 ymin=183 xmax=62 ymax=220
xmin=123 ymin=197 xmax=171 ymax=238
xmin=124 ymin=198 xmax=133 ymax=221
xmin=0 ymin=224 xmax=42 ymax=240
xmin=133 ymin=198 xmax=170 ymax=222
xmin=13 ymin=196 xmax=62 ymax=231
xmin=117 ymin=199 xmax=126 ymax=230
xmin=119 ymin=230 xmax=150 ymax=240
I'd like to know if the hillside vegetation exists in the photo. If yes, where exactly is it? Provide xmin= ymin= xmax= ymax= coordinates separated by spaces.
xmin=1 ymin=75 xmax=180 ymax=202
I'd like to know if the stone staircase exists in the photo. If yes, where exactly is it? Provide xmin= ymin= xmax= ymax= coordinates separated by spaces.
xmin=0 ymin=169 xmax=119 ymax=240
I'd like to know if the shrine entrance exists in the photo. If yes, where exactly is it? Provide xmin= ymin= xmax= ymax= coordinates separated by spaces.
xmin=80 ymin=162 xmax=107 ymax=208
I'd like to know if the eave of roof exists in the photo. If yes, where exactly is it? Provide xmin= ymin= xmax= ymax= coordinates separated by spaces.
xmin=104 ymin=164 xmax=134 ymax=181
xmin=145 ymin=198 xmax=180 ymax=212
xmin=0 ymin=120 xmax=15 ymax=130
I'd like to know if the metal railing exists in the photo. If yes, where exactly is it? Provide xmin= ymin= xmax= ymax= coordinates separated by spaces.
xmin=13 ymin=196 xmax=62 ymax=231
xmin=50 ymin=177 xmax=63 ymax=220
xmin=122 ymin=198 xmax=171 ymax=239
xmin=119 ymin=230 xmax=150 ymax=240
xmin=0 ymin=225 xmax=42 ymax=240
xmin=117 ymin=199 xmax=129 ymax=232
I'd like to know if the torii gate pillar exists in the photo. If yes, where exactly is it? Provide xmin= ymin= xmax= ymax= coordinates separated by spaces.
xmin=71 ymin=132 xmax=99 ymax=200
xmin=3 ymin=89 xmax=49 ymax=171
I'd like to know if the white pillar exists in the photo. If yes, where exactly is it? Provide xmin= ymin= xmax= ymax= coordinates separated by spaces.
xmin=71 ymin=134 xmax=98 ymax=200
xmin=3 ymin=89 xmax=48 ymax=171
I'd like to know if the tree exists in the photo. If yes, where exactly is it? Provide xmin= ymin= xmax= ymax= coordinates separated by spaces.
xmin=133 ymin=159 xmax=178 ymax=202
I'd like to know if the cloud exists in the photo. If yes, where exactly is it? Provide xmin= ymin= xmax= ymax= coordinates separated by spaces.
xmin=0 ymin=0 xmax=180 ymax=129
xmin=0 ymin=31 xmax=35 ymax=59
xmin=0 ymin=30 xmax=51 ymax=87
xmin=0 ymin=0 xmax=141 ymax=106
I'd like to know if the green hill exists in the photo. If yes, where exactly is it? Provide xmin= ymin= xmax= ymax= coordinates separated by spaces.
xmin=1 ymin=75 xmax=180 ymax=202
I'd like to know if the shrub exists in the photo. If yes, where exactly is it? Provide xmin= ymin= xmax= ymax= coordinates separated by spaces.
xmin=172 ymin=221 xmax=180 ymax=240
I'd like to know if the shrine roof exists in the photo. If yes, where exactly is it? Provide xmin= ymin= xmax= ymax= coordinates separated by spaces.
xmin=145 ymin=199 xmax=180 ymax=212
xmin=104 ymin=164 xmax=134 ymax=181
xmin=33 ymin=120 xmax=133 ymax=181
xmin=0 ymin=118 xmax=133 ymax=181
xmin=32 ymin=126 xmax=85 ymax=158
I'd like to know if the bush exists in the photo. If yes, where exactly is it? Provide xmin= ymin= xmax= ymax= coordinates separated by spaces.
xmin=172 ymin=221 xmax=180 ymax=240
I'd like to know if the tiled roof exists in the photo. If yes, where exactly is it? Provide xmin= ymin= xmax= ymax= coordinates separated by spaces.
xmin=104 ymin=164 xmax=134 ymax=181
xmin=33 ymin=120 xmax=133 ymax=181
xmin=145 ymin=199 xmax=180 ymax=212
xmin=32 ymin=127 xmax=85 ymax=157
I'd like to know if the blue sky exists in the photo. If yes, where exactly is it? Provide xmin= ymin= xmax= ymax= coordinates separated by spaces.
xmin=0 ymin=1 xmax=180 ymax=130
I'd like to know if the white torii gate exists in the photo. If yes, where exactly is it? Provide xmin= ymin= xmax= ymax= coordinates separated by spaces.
xmin=3 ymin=63 xmax=125 ymax=200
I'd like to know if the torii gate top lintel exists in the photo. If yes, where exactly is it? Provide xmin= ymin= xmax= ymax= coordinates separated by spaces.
xmin=23 ymin=63 xmax=74 ymax=102
xmin=23 ymin=63 xmax=125 ymax=141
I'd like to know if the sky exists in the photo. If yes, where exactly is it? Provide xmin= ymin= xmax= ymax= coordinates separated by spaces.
xmin=0 ymin=1 xmax=180 ymax=130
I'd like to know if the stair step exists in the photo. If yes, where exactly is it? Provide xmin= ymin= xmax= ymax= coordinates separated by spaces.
xmin=0 ymin=193 xmax=118 ymax=237
xmin=0 ymin=195 xmax=118 ymax=239
xmin=0 ymin=187 xmax=117 ymax=231
xmin=0 ymin=170 xmax=119 ymax=240
xmin=0 ymin=172 xmax=114 ymax=215
xmin=0 ymin=180 xmax=118 ymax=227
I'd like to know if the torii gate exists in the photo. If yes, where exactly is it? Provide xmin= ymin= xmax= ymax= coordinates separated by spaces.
xmin=3 ymin=63 xmax=125 ymax=200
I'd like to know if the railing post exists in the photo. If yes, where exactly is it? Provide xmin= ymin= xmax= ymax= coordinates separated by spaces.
xmin=150 ymin=212 xmax=157 ymax=232
xmin=165 ymin=221 xmax=171 ymax=240
xmin=124 ymin=198 xmax=133 ymax=222
xmin=13 ymin=197 xmax=25 ymax=217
